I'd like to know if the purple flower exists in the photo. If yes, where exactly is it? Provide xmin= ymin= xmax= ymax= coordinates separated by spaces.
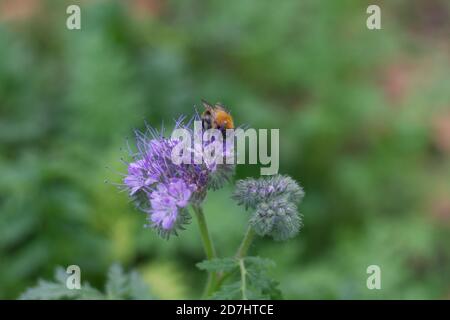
xmin=122 ymin=115 xmax=235 ymax=238
xmin=123 ymin=160 xmax=159 ymax=196
xmin=148 ymin=179 xmax=193 ymax=232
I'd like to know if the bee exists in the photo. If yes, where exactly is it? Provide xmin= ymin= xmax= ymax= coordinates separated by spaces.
xmin=201 ymin=99 xmax=234 ymax=136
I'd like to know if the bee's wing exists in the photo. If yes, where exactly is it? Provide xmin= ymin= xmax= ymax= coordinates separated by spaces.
xmin=201 ymin=99 xmax=214 ymax=111
xmin=214 ymin=103 xmax=230 ymax=113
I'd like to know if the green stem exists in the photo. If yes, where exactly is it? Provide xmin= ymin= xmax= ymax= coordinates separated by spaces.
xmin=215 ymin=226 xmax=256 ymax=290
xmin=192 ymin=204 xmax=218 ymax=298
xmin=239 ymin=259 xmax=248 ymax=300
xmin=235 ymin=226 xmax=255 ymax=259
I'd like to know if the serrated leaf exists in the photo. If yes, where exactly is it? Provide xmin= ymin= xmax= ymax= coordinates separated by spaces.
xmin=247 ymin=269 xmax=282 ymax=299
xmin=245 ymin=287 xmax=270 ymax=300
xmin=19 ymin=280 xmax=79 ymax=300
xmin=105 ymin=264 xmax=128 ymax=299
xmin=196 ymin=258 xmax=238 ymax=272
xmin=19 ymin=278 xmax=104 ymax=300
xmin=19 ymin=264 xmax=152 ymax=300
xmin=244 ymin=256 xmax=276 ymax=270
xmin=209 ymin=256 xmax=281 ymax=300
xmin=211 ymin=281 xmax=241 ymax=300
xmin=245 ymin=257 xmax=282 ymax=300
xmin=76 ymin=284 xmax=105 ymax=300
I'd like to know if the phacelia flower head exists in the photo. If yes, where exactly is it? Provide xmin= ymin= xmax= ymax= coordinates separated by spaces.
xmin=251 ymin=198 xmax=302 ymax=241
xmin=122 ymin=115 xmax=235 ymax=238
xmin=233 ymin=175 xmax=304 ymax=209
xmin=233 ymin=174 xmax=304 ymax=241
xmin=124 ymin=159 xmax=159 ymax=196
xmin=147 ymin=178 xmax=193 ymax=238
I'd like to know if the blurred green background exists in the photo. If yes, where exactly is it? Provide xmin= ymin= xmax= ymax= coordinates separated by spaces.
xmin=0 ymin=0 xmax=449 ymax=299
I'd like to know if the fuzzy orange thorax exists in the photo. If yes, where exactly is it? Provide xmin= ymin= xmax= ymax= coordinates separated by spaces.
xmin=214 ymin=110 xmax=234 ymax=129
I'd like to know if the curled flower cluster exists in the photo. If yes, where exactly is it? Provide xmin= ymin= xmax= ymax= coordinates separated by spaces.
xmin=233 ymin=175 xmax=304 ymax=241
xmin=122 ymin=118 xmax=235 ymax=238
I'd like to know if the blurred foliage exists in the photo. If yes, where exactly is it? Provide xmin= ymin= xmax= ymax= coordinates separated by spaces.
xmin=20 ymin=264 xmax=152 ymax=300
xmin=0 ymin=0 xmax=449 ymax=299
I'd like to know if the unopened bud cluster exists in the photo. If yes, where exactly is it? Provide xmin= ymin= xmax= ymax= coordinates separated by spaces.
xmin=233 ymin=175 xmax=304 ymax=241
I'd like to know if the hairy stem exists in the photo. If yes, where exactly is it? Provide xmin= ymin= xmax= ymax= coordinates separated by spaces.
xmin=215 ymin=226 xmax=256 ymax=291
xmin=192 ymin=204 xmax=218 ymax=298
xmin=239 ymin=259 xmax=248 ymax=300
xmin=236 ymin=226 xmax=255 ymax=259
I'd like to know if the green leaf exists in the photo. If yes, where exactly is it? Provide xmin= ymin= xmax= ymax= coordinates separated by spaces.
xmin=105 ymin=264 xmax=128 ymax=299
xmin=244 ymin=256 xmax=276 ymax=269
xmin=19 ymin=268 xmax=104 ymax=300
xmin=211 ymin=281 xmax=241 ymax=300
xmin=247 ymin=269 xmax=282 ymax=299
xmin=196 ymin=258 xmax=238 ymax=273
xmin=245 ymin=257 xmax=282 ymax=299
xmin=19 ymin=280 xmax=80 ymax=300
xmin=209 ymin=256 xmax=282 ymax=300
xmin=76 ymin=284 xmax=106 ymax=300
xmin=19 ymin=264 xmax=152 ymax=300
